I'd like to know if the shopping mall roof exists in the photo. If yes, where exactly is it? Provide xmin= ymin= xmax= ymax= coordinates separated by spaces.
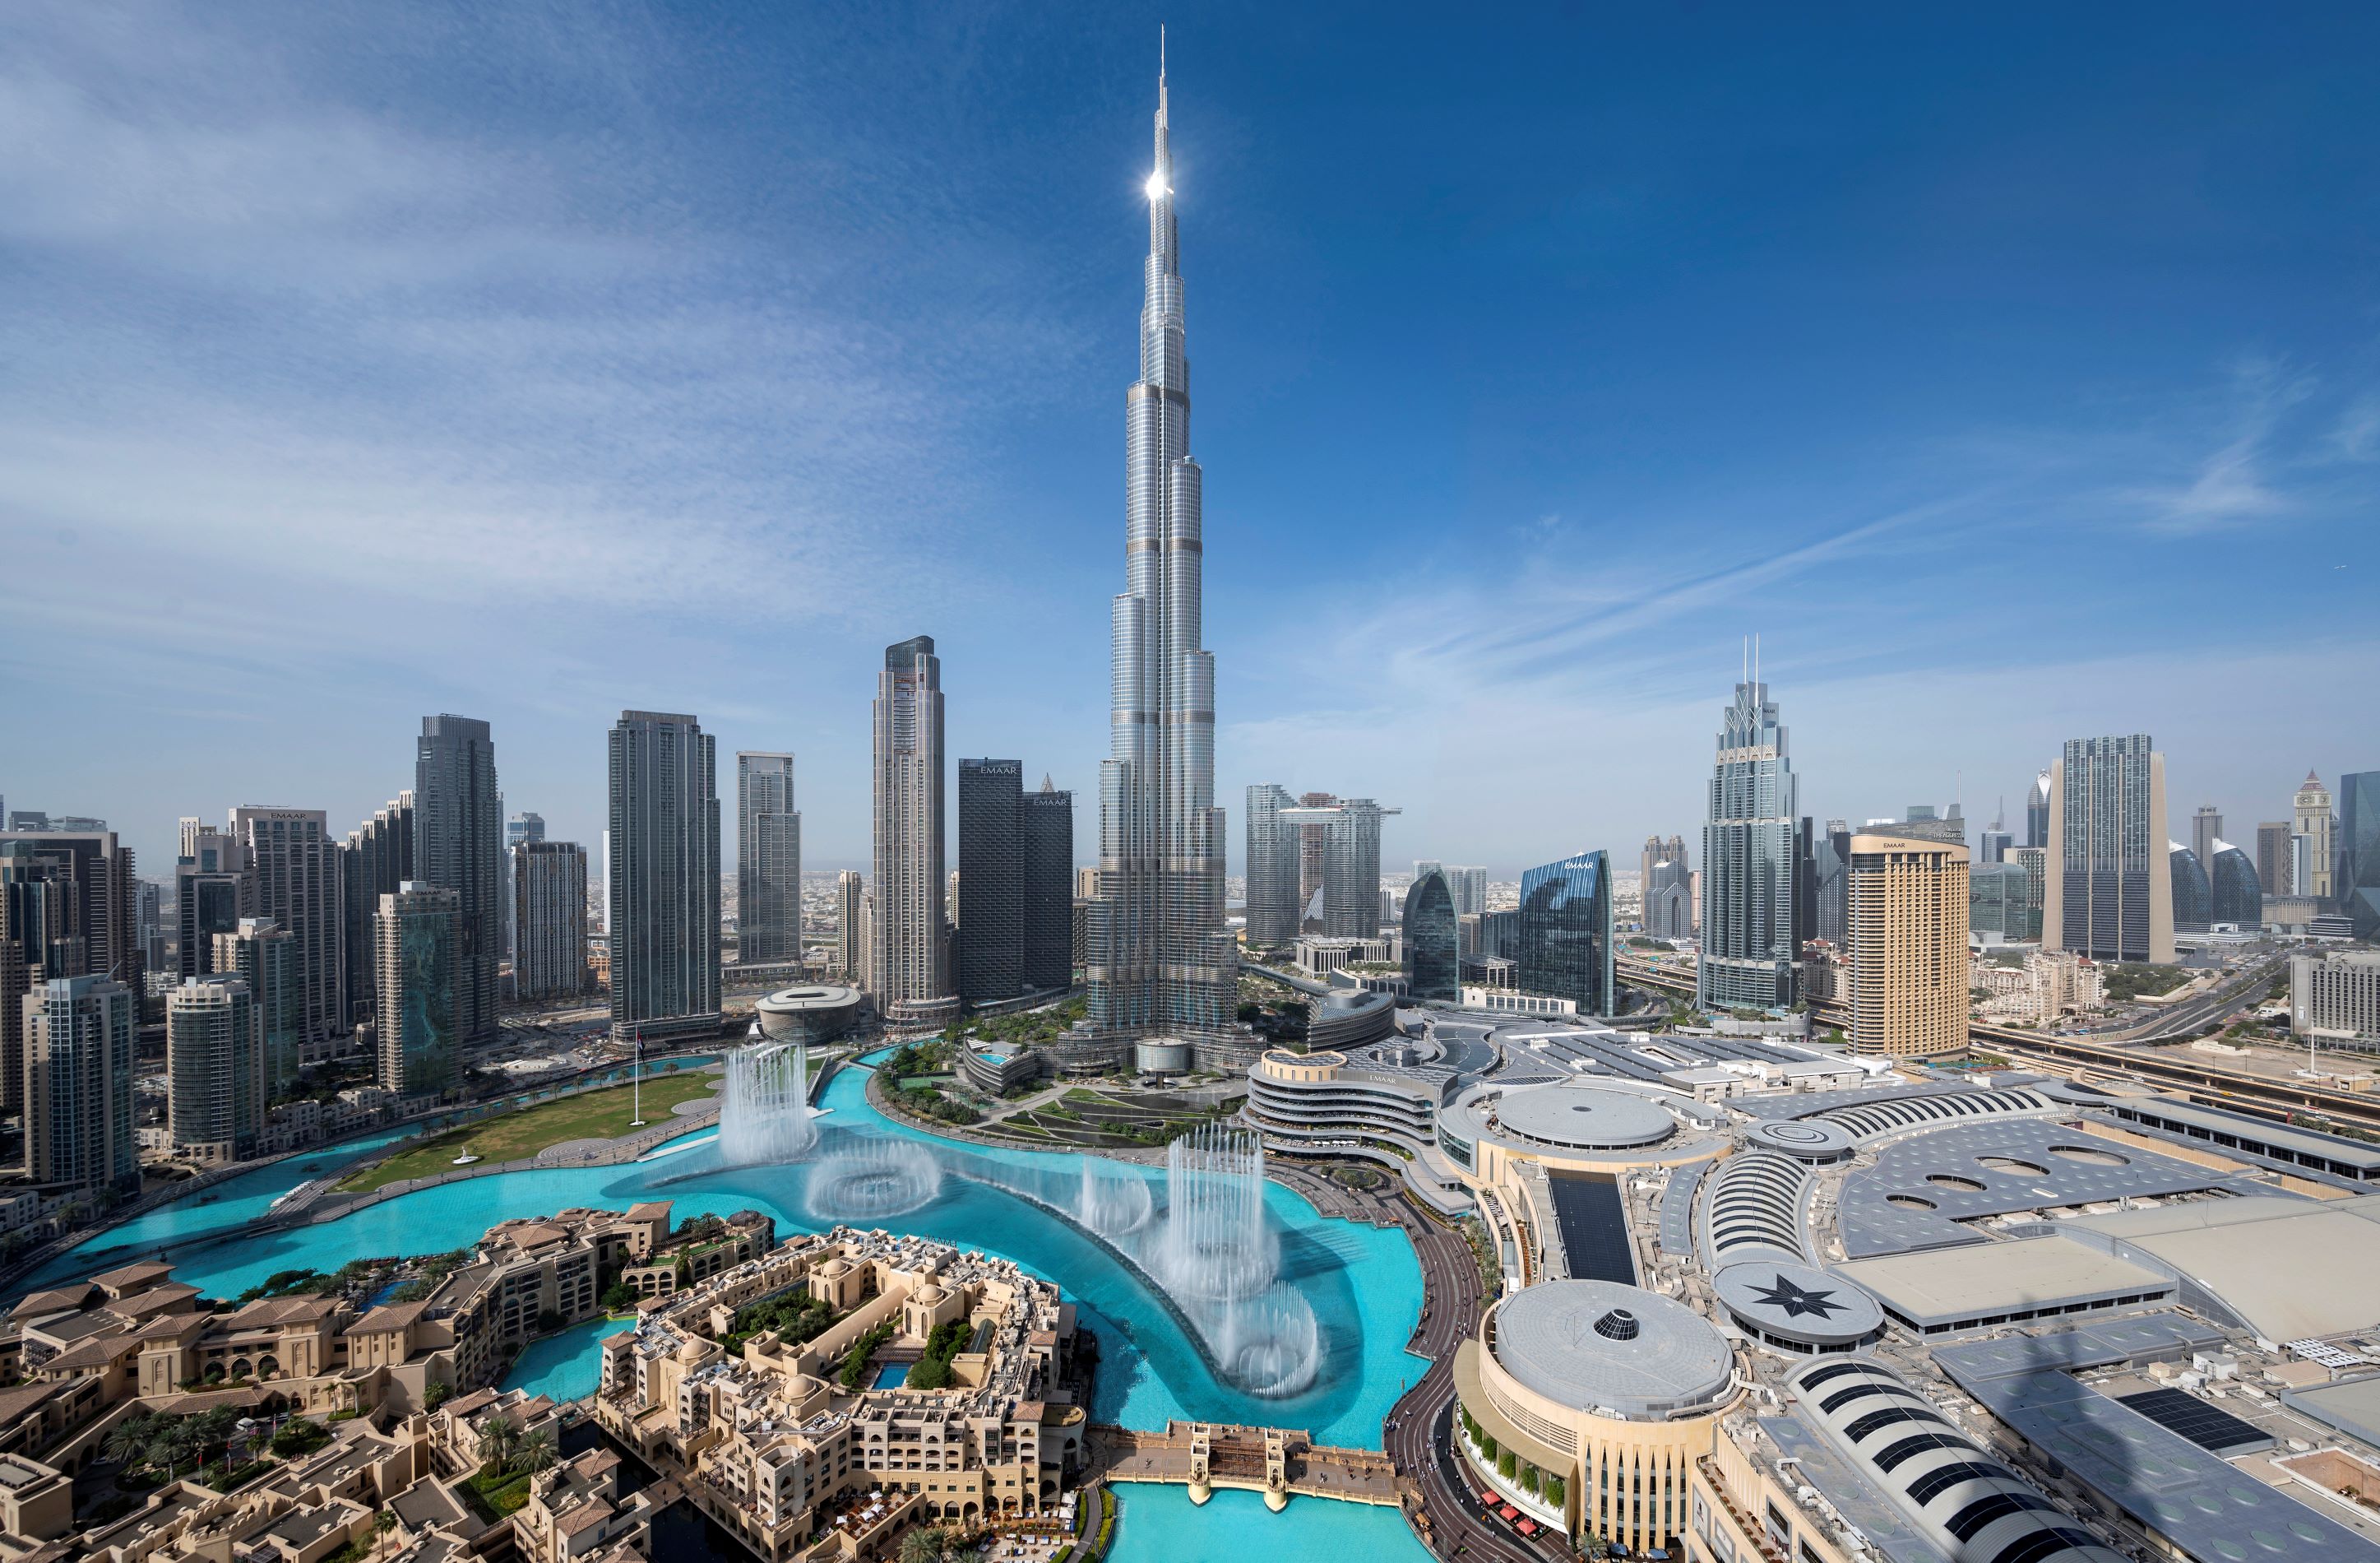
xmin=1492 ymin=1083 xmax=1676 ymax=1151
xmin=2067 ymin=1192 xmax=2380 ymax=1341
xmin=1832 ymin=1236 xmax=2174 ymax=1334
xmin=1490 ymin=1279 xmax=1734 ymax=1418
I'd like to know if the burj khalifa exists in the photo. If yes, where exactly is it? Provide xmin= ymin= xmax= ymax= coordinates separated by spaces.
xmin=1085 ymin=59 xmax=1240 ymax=1066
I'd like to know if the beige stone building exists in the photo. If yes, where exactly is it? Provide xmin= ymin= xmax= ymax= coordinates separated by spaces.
xmin=1845 ymin=833 xmax=1969 ymax=1060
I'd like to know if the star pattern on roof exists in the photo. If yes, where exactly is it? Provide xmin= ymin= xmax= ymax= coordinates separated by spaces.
xmin=1751 ymin=1273 xmax=1846 ymax=1320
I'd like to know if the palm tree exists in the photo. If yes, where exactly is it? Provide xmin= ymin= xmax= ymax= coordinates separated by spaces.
xmin=898 ymin=1526 xmax=948 ymax=1563
xmin=476 ymin=1414 xmax=519 ymax=1471
xmin=104 ymin=1412 xmax=159 ymax=1470
xmin=513 ymin=1426 xmax=558 ymax=1476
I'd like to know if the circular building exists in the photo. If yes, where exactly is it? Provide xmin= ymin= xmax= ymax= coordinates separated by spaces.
xmin=1494 ymin=1084 xmax=1677 ymax=1154
xmin=1456 ymin=1278 xmax=1738 ymax=1556
xmin=1742 ymin=1117 xmax=1856 ymax=1165
xmin=1712 ymin=1260 xmax=1884 ymax=1355
xmin=752 ymin=984 xmax=866 ymax=1046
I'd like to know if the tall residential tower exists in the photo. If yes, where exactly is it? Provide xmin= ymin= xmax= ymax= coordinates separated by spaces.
xmin=736 ymin=752 xmax=803 ymax=965
xmin=873 ymin=638 xmax=955 ymax=1030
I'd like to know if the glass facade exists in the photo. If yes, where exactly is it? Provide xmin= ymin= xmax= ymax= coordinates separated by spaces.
xmin=1243 ymin=784 xmax=1300 ymax=950
xmin=2169 ymin=844 xmax=2212 ymax=931
xmin=1700 ymin=680 xmax=1799 ymax=1011
xmin=2342 ymin=772 xmax=2380 ymax=941
xmin=1401 ymin=868 xmax=1459 ymax=999
xmin=2210 ymin=844 xmax=2263 ymax=927
xmin=1969 ymin=861 xmax=2032 ymax=941
xmin=2056 ymin=734 xmax=2163 ymax=961
xmin=1518 ymin=850 xmax=1614 ymax=1017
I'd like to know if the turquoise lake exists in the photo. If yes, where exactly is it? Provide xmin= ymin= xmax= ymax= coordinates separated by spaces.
xmin=32 ymin=1051 xmax=1435 ymax=1561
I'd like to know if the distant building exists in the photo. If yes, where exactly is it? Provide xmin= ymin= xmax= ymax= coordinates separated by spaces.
xmin=1813 ymin=819 xmax=1851 ymax=948
xmin=2208 ymin=839 xmax=2263 ymax=927
xmin=2295 ymin=770 xmax=2336 ymax=904
xmin=1977 ymin=814 xmax=2012 ymax=865
xmin=1278 ymin=796 xmax=1401 ymax=938
xmin=503 ymin=809 xmax=544 ymax=966
xmin=735 ymin=752 xmax=802 ymax=965
xmin=2255 ymin=821 xmax=2294 ymax=907
xmin=1448 ymin=865 xmax=1489 ymax=918
xmin=1845 ymin=834 xmax=1968 ymax=1060
xmin=2169 ymin=842 xmax=2212 ymax=932
xmin=2026 ymin=768 xmax=2052 ymax=849
xmin=1889 ymin=803 xmax=1968 ymax=852
xmin=1 ymin=828 xmax=142 ymax=1118
xmin=2340 ymin=772 xmax=2380 ymax=940
xmin=2043 ymin=734 xmax=2174 ymax=963
xmin=228 ymin=806 xmax=345 ymax=1046
xmin=872 ymin=638 xmax=955 ymax=1030
xmin=178 ymin=821 xmax=251 ymax=981
xmin=2291 ymin=948 xmax=2380 ymax=1052
xmin=1968 ymin=860 xmax=2032 ymax=944
xmin=835 ymin=870 xmax=866 ymax=981
xmin=2007 ymin=844 xmax=2047 ymax=943
xmin=1699 ymin=675 xmax=1800 ymax=1011
xmin=168 ymin=976 xmax=262 ymax=1164
xmin=1644 ymin=851 xmax=1694 ymax=939
xmin=1243 ymin=783 xmax=1301 ymax=949
xmin=2189 ymin=806 xmax=2222 ymax=878
xmin=1517 ymin=849 xmax=1614 ymax=1018
xmin=377 ymin=882 xmax=460 ymax=1097
xmin=1402 ymin=867 xmax=1459 ymax=999
xmin=24 ymin=973 xmax=139 ymax=1199
xmin=213 ymin=917 xmax=299 ymax=1094
xmin=608 ymin=710 xmax=722 ymax=1043
xmin=414 ymin=715 xmax=503 ymax=1046
xmin=136 ymin=880 xmax=164 ymax=974
xmin=340 ymin=793 xmax=414 ymax=1028
xmin=513 ymin=841 xmax=589 ymax=1000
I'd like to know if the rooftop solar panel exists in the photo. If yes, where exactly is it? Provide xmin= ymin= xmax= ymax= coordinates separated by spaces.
xmin=2114 ymin=1387 xmax=2272 ymax=1455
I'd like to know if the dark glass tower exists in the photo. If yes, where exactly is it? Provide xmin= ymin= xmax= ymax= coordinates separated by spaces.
xmin=2169 ymin=843 xmax=2212 ymax=932
xmin=1401 ymin=868 xmax=1459 ymax=999
xmin=2209 ymin=842 xmax=2263 ymax=927
xmin=1700 ymin=677 xmax=1799 ymax=1011
xmin=2342 ymin=772 xmax=2380 ymax=939
xmin=1518 ymin=849 xmax=1614 ymax=1017
xmin=1022 ymin=778 xmax=1075 ymax=994
xmin=415 ymin=715 xmax=502 ymax=1045
xmin=957 ymin=758 xmax=1025 ymax=1005
xmin=1243 ymin=783 xmax=1300 ymax=950
xmin=608 ymin=711 xmax=721 ymax=1043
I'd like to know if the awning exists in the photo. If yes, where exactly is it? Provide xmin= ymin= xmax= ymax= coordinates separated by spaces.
xmin=1481 ymin=1492 xmax=1503 ymax=1510
xmin=1516 ymin=1519 xmax=1538 ymax=1535
xmin=1499 ymin=1505 xmax=1519 ymax=1522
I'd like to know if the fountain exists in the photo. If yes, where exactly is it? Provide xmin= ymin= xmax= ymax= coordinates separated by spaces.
xmin=807 ymin=1137 xmax=944 ymax=1221
xmin=1147 ymin=1123 xmax=1321 ymax=1398
xmin=1077 ymin=1154 xmax=1154 ymax=1238
xmin=720 ymin=1038 xmax=817 ymax=1166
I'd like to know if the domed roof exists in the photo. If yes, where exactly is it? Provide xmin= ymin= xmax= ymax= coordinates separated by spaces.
xmin=1490 ymin=1280 xmax=1734 ymax=1418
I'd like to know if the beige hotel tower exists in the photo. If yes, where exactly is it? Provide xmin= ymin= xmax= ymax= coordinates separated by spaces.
xmin=1845 ymin=833 xmax=1970 ymax=1060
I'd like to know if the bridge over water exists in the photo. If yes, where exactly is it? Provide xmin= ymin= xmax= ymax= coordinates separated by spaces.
xmin=1086 ymin=1421 xmax=1404 ymax=1512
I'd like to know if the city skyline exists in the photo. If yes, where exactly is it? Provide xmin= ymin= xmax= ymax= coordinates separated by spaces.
xmin=4 ymin=7 xmax=2377 ymax=884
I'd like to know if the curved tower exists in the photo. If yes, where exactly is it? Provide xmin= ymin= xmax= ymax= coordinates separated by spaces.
xmin=1087 ymin=58 xmax=1238 ymax=1064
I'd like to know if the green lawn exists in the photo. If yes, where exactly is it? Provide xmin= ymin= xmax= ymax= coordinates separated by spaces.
xmin=340 ymin=1072 xmax=721 ymax=1191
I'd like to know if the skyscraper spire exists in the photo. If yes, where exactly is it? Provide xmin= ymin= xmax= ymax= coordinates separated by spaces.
xmin=1087 ymin=57 xmax=1236 ymax=1065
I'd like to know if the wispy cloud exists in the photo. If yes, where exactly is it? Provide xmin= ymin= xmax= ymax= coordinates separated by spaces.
xmin=2125 ymin=358 xmax=2326 ymax=534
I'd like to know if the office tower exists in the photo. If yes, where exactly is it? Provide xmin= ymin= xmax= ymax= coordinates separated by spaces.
xmin=609 ymin=711 xmax=722 ymax=1042
xmin=2290 ymin=949 xmax=2380 ymax=1051
xmin=1845 ymin=834 xmax=1969 ymax=1060
xmin=24 ymin=974 xmax=139 ymax=1200
xmin=0 ymin=827 xmax=141 ymax=1116
xmin=2208 ymin=841 xmax=2263 ymax=927
xmin=2026 ymin=768 xmax=2052 ymax=848
xmin=136 ymin=881 xmax=164 ymax=973
xmin=1517 ymin=850 xmax=1614 ymax=1017
xmin=1243 ymin=784 xmax=1300 ymax=950
xmin=2290 ymin=833 xmax=2313 ymax=898
xmin=414 ymin=715 xmax=501 ymax=1046
xmin=1794 ymin=816 xmax=1817 ymax=956
xmin=340 ymin=793 xmax=414 ymax=1027
xmin=2190 ymin=806 xmax=2223 ymax=876
xmin=1891 ymin=805 xmax=1969 ymax=853
xmin=3 ymin=809 xmax=34 ymax=831
xmin=1278 ymin=797 xmax=1400 ymax=937
xmin=1638 ymin=836 xmax=1665 ymax=902
xmin=1813 ymin=820 xmax=1851 ymax=948
xmin=735 ymin=752 xmax=802 ymax=965
xmin=957 ymin=758 xmax=1025 ymax=1005
xmin=2256 ymin=821 xmax=2294 ymax=904
xmin=1698 ymin=673 xmax=1800 ymax=1011
xmin=1380 ymin=888 xmax=1398 ymax=927
xmin=1414 ymin=858 xmax=1443 ymax=888
xmin=177 ymin=823 xmax=251 ymax=981
xmin=1449 ymin=865 xmax=1489 ymax=919
xmin=214 ymin=918 xmax=299 ymax=1097
xmin=227 ymin=806 xmax=344 ymax=1044
xmin=377 ymin=883 xmax=460 ymax=1096
xmin=167 ymin=976 xmax=262 ymax=1164
xmin=2169 ymin=843 xmax=2212 ymax=932
xmin=2342 ymin=772 xmax=2380 ymax=940
xmin=1296 ymin=792 xmax=1333 ymax=928
xmin=1645 ymin=848 xmax=1694 ymax=939
xmin=513 ymin=841 xmax=589 ymax=1000
xmin=503 ymin=810 xmax=544 ymax=965
xmin=6 ymin=811 xmax=106 ymax=832
xmin=2043 ymin=734 xmax=2174 ymax=963
xmin=1969 ymin=861 xmax=2032 ymax=944
xmin=2295 ymin=772 xmax=2337 ymax=903
xmin=835 ymin=871 xmax=866 ymax=980
xmin=1084 ymin=63 xmax=1238 ymax=1061
xmin=1477 ymin=908 xmax=1521 ymax=960
xmin=2008 ymin=845 xmax=2048 ymax=943
xmin=1022 ymin=777 xmax=1075 ymax=993
xmin=1979 ymin=805 xmax=2012 ymax=866
xmin=871 ymin=640 xmax=956 ymax=1029
xmin=1402 ymin=867 xmax=1458 ymax=999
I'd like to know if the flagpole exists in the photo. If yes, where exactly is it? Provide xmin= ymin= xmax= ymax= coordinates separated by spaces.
xmin=630 ymin=1027 xmax=646 ymax=1128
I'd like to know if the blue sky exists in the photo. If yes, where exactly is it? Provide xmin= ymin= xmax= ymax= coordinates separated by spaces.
xmin=3 ymin=2 xmax=2375 ymax=881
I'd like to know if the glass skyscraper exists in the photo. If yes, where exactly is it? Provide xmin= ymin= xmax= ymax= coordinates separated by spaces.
xmin=1699 ymin=678 xmax=1800 ymax=1012
xmin=609 ymin=710 xmax=722 ymax=1042
xmin=2341 ymin=772 xmax=2380 ymax=940
xmin=1402 ymin=868 xmax=1459 ymax=999
xmin=2209 ymin=842 xmax=2263 ymax=927
xmin=1243 ymin=784 xmax=1300 ymax=951
xmin=415 ymin=714 xmax=502 ymax=1046
xmin=957 ymin=758 xmax=1026 ymax=1005
xmin=2044 ymin=733 xmax=2174 ymax=962
xmin=1088 ymin=66 xmax=1238 ymax=1062
xmin=2169 ymin=843 xmax=2212 ymax=932
xmin=735 ymin=753 xmax=802 ymax=965
xmin=1970 ymin=860 xmax=2032 ymax=943
xmin=1518 ymin=849 xmax=1614 ymax=1017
